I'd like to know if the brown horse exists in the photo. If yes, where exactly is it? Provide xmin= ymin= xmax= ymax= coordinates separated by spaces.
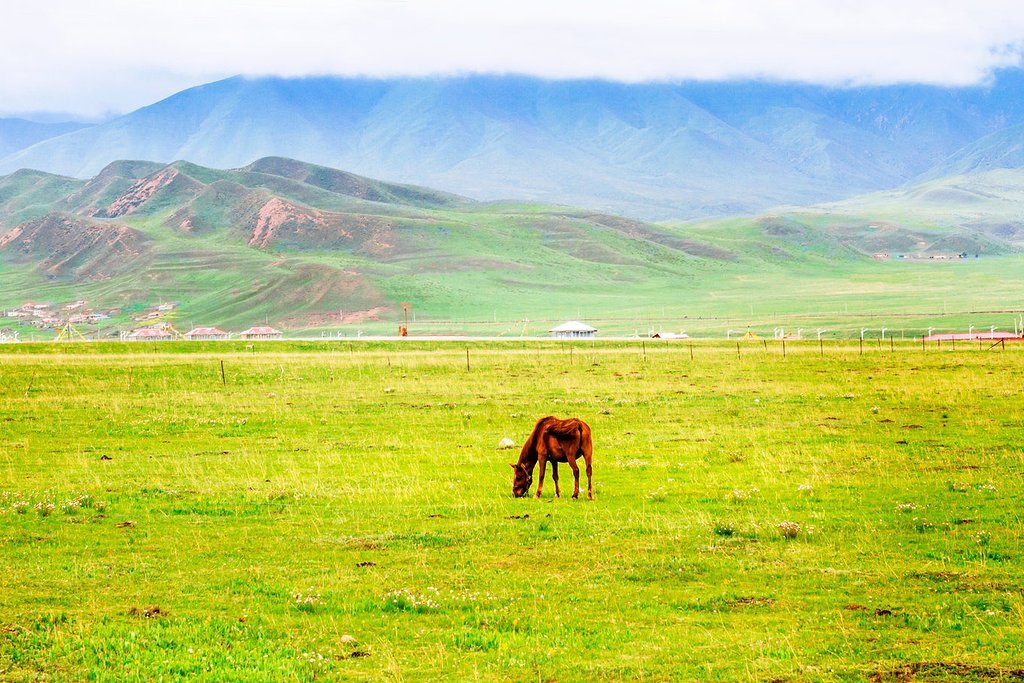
xmin=511 ymin=416 xmax=593 ymax=500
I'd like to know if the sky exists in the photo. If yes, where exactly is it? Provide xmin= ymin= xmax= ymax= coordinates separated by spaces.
xmin=3 ymin=0 xmax=1024 ymax=118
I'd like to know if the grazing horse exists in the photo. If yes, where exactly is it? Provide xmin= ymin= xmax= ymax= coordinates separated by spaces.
xmin=511 ymin=416 xmax=593 ymax=500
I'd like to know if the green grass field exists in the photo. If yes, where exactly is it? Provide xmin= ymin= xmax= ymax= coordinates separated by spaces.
xmin=1 ymin=341 xmax=1023 ymax=681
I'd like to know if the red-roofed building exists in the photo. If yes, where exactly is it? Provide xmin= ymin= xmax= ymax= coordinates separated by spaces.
xmin=127 ymin=327 xmax=174 ymax=341
xmin=240 ymin=326 xmax=282 ymax=340
xmin=185 ymin=326 xmax=229 ymax=341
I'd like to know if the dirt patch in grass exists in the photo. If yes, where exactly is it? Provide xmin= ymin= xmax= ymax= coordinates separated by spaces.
xmin=870 ymin=662 xmax=1024 ymax=681
xmin=729 ymin=597 xmax=776 ymax=607
xmin=908 ymin=571 xmax=963 ymax=582
xmin=128 ymin=605 xmax=169 ymax=619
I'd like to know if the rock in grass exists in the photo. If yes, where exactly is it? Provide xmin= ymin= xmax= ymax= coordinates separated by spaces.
xmin=497 ymin=437 xmax=516 ymax=449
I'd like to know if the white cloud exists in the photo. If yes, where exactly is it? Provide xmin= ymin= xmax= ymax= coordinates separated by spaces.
xmin=2 ymin=0 xmax=1023 ymax=117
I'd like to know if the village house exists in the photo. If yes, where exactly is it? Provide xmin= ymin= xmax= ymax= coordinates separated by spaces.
xmin=239 ymin=325 xmax=283 ymax=340
xmin=185 ymin=326 xmax=229 ymax=341
xmin=126 ymin=327 xmax=175 ymax=341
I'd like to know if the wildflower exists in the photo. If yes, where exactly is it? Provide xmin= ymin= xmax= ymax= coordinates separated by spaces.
xmin=975 ymin=530 xmax=991 ymax=546
xmin=645 ymin=486 xmax=668 ymax=502
xmin=713 ymin=522 xmax=736 ymax=537
xmin=797 ymin=484 xmax=814 ymax=496
xmin=729 ymin=488 xmax=758 ymax=503
xmin=619 ymin=459 xmax=649 ymax=470
xmin=299 ymin=651 xmax=328 ymax=664
xmin=896 ymin=502 xmax=917 ymax=513
xmin=383 ymin=589 xmax=440 ymax=612
xmin=292 ymin=588 xmax=323 ymax=612
xmin=777 ymin=521 xmax=801 ymax=539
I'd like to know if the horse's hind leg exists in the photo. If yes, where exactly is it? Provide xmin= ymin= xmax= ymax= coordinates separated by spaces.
xmin=584 ymin=452 xmax=593 ymax=501
xmin=551 ymin=462 xmax=560 ymax=498
xmin=566 ymin=454 xmax=581 ymax=499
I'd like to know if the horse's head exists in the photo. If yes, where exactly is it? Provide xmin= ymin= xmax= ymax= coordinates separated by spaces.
xmin=510 ymin=463 xmax=532 ymax=497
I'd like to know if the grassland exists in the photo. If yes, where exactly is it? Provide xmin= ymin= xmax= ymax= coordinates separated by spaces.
xmin=1 ymin=340 xmax=1023 ymax=681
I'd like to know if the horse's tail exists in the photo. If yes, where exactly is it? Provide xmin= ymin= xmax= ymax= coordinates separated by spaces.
xmin=519 ymin=416 xmax=554 ymax=463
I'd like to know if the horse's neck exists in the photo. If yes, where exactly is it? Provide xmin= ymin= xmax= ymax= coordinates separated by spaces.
xmin=516 ymin=450 xmax=537 ymax=471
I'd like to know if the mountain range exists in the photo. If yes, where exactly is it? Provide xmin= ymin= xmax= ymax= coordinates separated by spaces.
xmin=7 ymin=72 xmax=1024 ymax=219
xmin=0 ymin=156 xmax=1021 ymax=333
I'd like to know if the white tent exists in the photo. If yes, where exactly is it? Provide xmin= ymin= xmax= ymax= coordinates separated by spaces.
xmin=549 ymin=321 xmax=597 ymax=339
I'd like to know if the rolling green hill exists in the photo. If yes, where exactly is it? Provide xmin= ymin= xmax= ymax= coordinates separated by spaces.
xmin=0 ymin=158 xmax=1021 ymax=338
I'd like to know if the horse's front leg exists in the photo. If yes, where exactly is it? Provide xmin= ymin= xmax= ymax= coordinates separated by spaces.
xmin=534 ymin=456 xmax=548 ymax=498
xmin=566 ymin=454 xmax=581 ymax=499
xmin=551 ymin=462 xmax=560 ymax=498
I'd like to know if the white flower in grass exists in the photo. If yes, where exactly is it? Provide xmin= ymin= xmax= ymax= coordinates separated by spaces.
xmin=777 ymin=521 xmax=801 ymax=539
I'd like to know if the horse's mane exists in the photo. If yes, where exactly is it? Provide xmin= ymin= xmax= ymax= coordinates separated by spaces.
xmin=518 ymin=415 xmax=554 ymax=464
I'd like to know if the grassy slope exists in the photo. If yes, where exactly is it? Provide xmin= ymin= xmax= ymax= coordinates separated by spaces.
xmin=0 ymin=341 xmax=1022 ymax=680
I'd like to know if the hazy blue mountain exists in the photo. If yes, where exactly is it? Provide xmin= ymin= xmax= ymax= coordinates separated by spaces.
xmin=0 ymin=118 xmax=92 ymax=158
xmin=921 ymin=123 xmax=1024 ymax=179
xmin=5 ymin=72 xmax=1024 ymax=218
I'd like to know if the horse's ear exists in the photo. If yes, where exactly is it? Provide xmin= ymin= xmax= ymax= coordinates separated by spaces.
xmin=510 ymin=463 xmax=517 ymax=469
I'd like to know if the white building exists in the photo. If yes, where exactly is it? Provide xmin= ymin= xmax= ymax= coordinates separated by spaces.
xmin=549 ymin=321 xmax=597 ymax=339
